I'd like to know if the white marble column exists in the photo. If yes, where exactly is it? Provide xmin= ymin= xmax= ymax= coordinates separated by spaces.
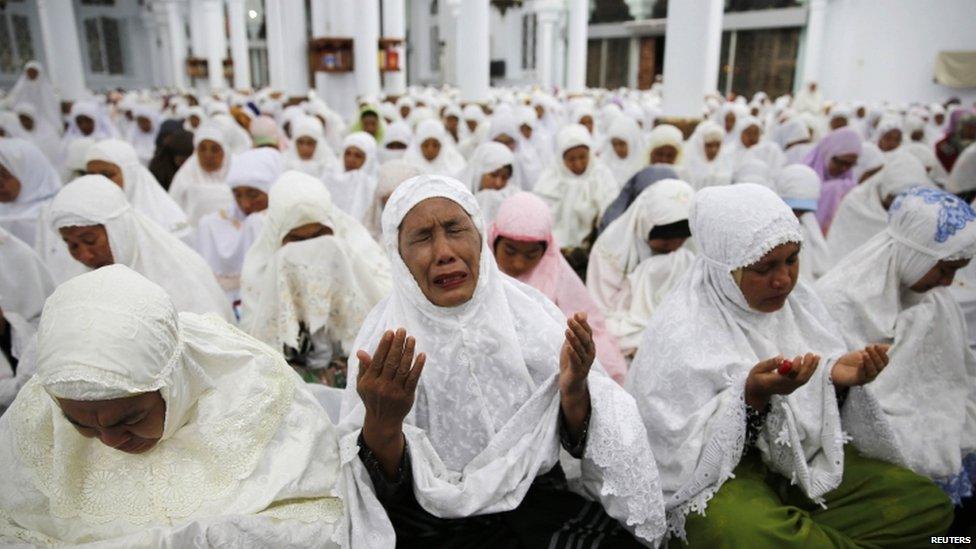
xmin=202 ymin=0 xmax=227 ymax=91
xmin=354 ymin=0 xmax=382 ymax=100
xmin=661 ymin=0 xmax=723 ymax=118
xmin=165 ymin=0 xmax=188 ymax=90
xmin=565 ymin=0 xmax=587 ymax=92
xmin=800 ymin=0 xmax=826 ymax=85
xmin=36 ymin=0 xmax=87 ymax=101
xmin=535 ymin=0 xmax=561 ymax=91
xmin=455 ymin=0 xmax=489 ymax=103
xmin=227 ymin=0 xmax=251 ymax=90
xmin=381 ymin=0 xmax=408 ymax=96
xmin=266 ymin=0 xmax=310 ymax=97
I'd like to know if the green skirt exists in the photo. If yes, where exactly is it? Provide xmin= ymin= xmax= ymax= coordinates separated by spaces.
xmin=678 ymin=446 xmax=953 ymax=549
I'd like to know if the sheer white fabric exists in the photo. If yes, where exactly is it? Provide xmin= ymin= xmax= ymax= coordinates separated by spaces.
xmin=4 ymin=62 xmax=60 ymax=130
xmin=48 ymin=175 xmax=233 ymax=322
xmin=599 ymin=117 xmax=647 ymax=188
xmin=240 ymin=171 xmax=389 ymax=328
xmin=827 ymin=152 xmax=932 ymax=264
xmin=363 ymin=160 xmax=424 ymax=241
xmin=338 ymin=175 xmax=666 ymax=547
xmin=0 ymin=265 xmax=343 ymax=546
xmin=284 ymin=115 xmax=339 ymax=179
xmin=168 ymin=124 xmax=233 ymax=227
xmin=84 ymin=139 xmax=191 ymax=241
xmin=533 ymin=125 xmax=619 ymax=248
xmin=246 ymin=235 xmax=391 ymax=362
xmin=776 ymin=165 xmax=832 ymax=280
xmin=679 ymin=121 xmax=733 ymax=190
xmin=12 ymin=103 xmax=61 ymax=165
xmin=0 ymin=139 xmax=61 ymax=247
xmin=403 ymin=119 xmax=467 ymax=176
xmin=587 ymin=178 xmax=694 ymax=318
xmin=324 ymin=132 xmax=379 ymax=223
xmin=816 ymin=187 xmax=976 ymax=492
xmin=457 ymin=141 xmax=520 ymax=225
xmin=625 ymin=184 xmax=847 ymax=538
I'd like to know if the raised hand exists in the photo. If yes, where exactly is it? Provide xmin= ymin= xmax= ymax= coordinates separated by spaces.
xmin=745 ymin=353 xmax=820 ymax=409
xmin=356 ymin=328 xmax=426 ymax=478
xmin=559 ymin=312 xmax=595 ymax=442
xmin=831 ymin=344 xmax=889 ymax=387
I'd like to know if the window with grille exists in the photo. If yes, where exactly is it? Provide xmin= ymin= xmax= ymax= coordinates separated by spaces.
xmin=0 ymin=13 xmax=35 ymax=75
xmin=521 ymin=13 xmax=536 ymax=70
xmin=83 ymin=16 xmax=125 ymax=75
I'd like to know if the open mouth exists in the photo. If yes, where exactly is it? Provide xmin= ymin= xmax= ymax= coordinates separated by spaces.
xmin=433 ymin=271 xmax=468 ymax=290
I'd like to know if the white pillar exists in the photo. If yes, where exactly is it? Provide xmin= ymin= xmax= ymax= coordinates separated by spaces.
xmin=202 ymin=0 xmax=227 ymax=91
xmin=801 ymin=0 xmax=826 ymax=85
xmin=266 ymin=0 xmax=310 ymax=97
xmin=36 ymin=0 xmax=86 ymax=101
xmin=227 ymin=0 xmax=251 ymax=90
xmin=661 ymin=0 xmax=723 ymax=118
xmin=353 ymin=0 xmax=382 ymax=100
xmin=165 ymin=0 xmax=188 ymax=90
xmin=565 ymin=0 xmax=587 ymax=92
xmin=535 ymin=1 xmax=560 ymax=91
xmin=381 ymin=0 xmax=408 ymax=96
xmin=455 ymin=0 xmax=489 ymax=103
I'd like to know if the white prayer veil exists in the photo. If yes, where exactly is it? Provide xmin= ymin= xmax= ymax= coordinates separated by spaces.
xmin=85 ymin=139 xmax=191 ymax=239
xmin=0 ymin=265 xmax=344 ymax=545
xmin=337 ymin=175 xmax=666 ymax=548
xmin=324 ymin=132 xmax=379 ymax=223
xmin=0 ymin=138 xmax=62 ymax=246
xmin=48 ymin=175 xmax=233 ymax=321
xmin=776 ymin=164 xmax=832 ymax=280
xmin=625 ymin=183 xmax=847 ymax=538
xmin=816 ymin=187 xmax=976 ymax=501
xmin=167 ymin=124 xmax=234 ymax=226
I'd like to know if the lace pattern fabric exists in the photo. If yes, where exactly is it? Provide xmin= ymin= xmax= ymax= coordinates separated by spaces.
xmin=0 ymin=267 xmax=344 ymax=545
xmin=337 ymin=175 xmax=666 ymax=547
xmin=626 ymin=184 xmax=848 ymax=539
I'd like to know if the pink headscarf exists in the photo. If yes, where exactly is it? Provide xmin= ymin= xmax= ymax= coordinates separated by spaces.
xmin=489 ymin=192 xmax=628 ymax=383
xmin=249 ymin=115 xmax=287 ymax=151
xmin=803 ymin=127 xmax=863 ymax=233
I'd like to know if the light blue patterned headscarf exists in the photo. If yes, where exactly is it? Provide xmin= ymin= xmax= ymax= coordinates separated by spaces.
xmin=888 ymin=186 xmax=976 ymax=284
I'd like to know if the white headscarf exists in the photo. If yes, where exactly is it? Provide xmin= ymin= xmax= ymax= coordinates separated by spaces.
xmin=61 ymin=100 xmax=118 ymax=146
xmin=625 ymin=183 xmax=847 ymax=538
xmin=533 ymin=124 xmax=619 ymax=248
xmin=0 ymin=138 xmax=62 ymax=246
xmin=48 ymin=175 xmax=232 ymax=321
xmin=167 ymin=124 xmax=234 ymax=227
xmin=284 ymin=115 xmax=339 ymax=178
xmin=590 ymin=179 xmax=697 ymax=351
xmin=0 ymin=225 xmax=55 ymax=407
xmin=378 ymin=120 xmax=412 ymax=163
xmin=240 ymin=171 xmax=388 ymax=327
xmin=194 ymin=148 xmax=284 ymax=298
xmin=679 ymin=120 xmax=732 ymax=190
xmin=0 ymin=265 xmax=343 ymax=546
xmin=826 ymin=152 xmax=932 ymax=264
xmin=4 ymin=61 xmax=60 ymax=130
xmin=646 ymin=124 xmax=685 ymax=166
xmin=486 ymin=111 xmax=543 ymax=190
xmin=599 ymin=116 xmax=647 ymax=188
xmin=458 ymin=104 xmax=489 ymax=158
xmin=403 ymin=119 xmax=467 ymax=176
xmin=816 ymin=187 xmax=976 ymax=500
xmin=363 ymin=159 xmax=424 ymax=241
xmin=776 ymin=164 xmax=832 ymax=280
xmin=337 ymin=175 xmax=666 ymax=548
xmin=948 ymin=143 xmax=976 ymax=194
xmin=85 ymin=139 xmax=191 ymax=240
xmin=127 ymin=104 xmax=160 ymax=165
xmin=324 ymin=132 xmax=379 ymax=223
xmin=852 ymin=141 xmax=885 ymax=183
xmin=243 ymin=214 xmax=391 ymax=358
xmin=588 ymin=178 xmax=694 ymax=314
xmin=457 ymin=141 xmax=520 ymax=225
xmin=12 ymin=102 xmax=61 ymax=164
